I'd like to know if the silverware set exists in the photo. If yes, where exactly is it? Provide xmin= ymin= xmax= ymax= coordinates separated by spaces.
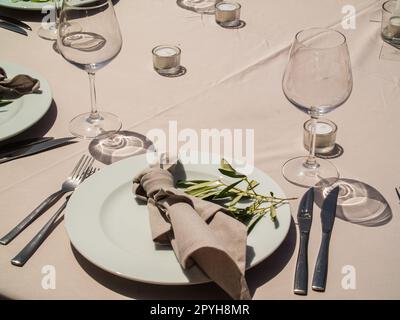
xmin=0 ymin=155 xmax=97 ymax=267
xmin=294 ymin=186 xmax=340 ymax=295
xmin=0 ymin=137 xmax=77 ymax=164
xmin=0 ymin=14 xmax=31 ymax=36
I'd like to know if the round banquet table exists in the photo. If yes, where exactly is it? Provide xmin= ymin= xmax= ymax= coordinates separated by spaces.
xmin=0 ymin=0 xmax=399 ymax=299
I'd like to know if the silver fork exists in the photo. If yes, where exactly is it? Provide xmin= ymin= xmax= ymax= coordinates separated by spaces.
xmin=11 ymin=167 xmax=98 ymax=267
xmin=0 ymin=155 xmax=94 ymax=245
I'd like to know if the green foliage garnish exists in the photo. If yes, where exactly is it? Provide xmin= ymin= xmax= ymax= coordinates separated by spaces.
xmin=177 ymin=159 xmax=296 ymax=234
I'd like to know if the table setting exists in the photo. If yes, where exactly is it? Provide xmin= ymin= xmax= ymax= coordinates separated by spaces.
xmin=0 ymin=0 xmax=399 ymax=301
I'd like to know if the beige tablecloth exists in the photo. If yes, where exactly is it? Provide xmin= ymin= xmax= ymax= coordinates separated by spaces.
xmin=0 ymin=0 xmax=399 ymax=299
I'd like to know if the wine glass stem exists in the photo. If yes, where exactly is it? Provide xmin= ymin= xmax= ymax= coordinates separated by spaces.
xmin=55 ymin=1 xmax=61 ymax=24
xmin=52 ymin=0 xmax=61 ymax=27
xmin=305 ymin=116 xmax=318 ymax=169
xmin=88 ymin=72 xmax=100 ymax=120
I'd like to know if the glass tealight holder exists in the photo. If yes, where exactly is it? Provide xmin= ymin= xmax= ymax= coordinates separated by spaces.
xmin=381 ymin=0 xmax=400 ymax=46
xmin=152 ymin=45 xmax=182 ymax=76
xmin=215 ymin=1 xmax=241 ymax=28
xmin=303 ymin=118 xmax=337 ymax=154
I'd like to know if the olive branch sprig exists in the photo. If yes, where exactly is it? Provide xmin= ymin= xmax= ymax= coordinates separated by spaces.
xmin=177 ymin=159 xmax=296 ymax=234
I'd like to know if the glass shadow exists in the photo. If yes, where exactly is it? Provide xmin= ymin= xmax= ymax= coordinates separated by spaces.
xmin=315 ymin=178 xmax=392 ymax=227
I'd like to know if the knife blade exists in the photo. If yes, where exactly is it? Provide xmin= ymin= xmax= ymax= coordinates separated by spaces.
xmin=312 ymin=186 xmax=340 ymax=292
xmin=0 ymin=15 xmax=32 ymax=31
xmin=0 ymin=137 xmax=54 ymax=159
xmin=294 ymin=187 xmax=314 ymax=295
xmin=0 ymin=22 xmax=28 ymax=36
xmin=0 ymin=137 xmax=77 ymax=164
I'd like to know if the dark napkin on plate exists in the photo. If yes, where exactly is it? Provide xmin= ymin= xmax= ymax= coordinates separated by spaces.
xmin=132 ymin=162 xmax=251 ymax=300
xmin=0 ymin=67 xmax=40 ymax=99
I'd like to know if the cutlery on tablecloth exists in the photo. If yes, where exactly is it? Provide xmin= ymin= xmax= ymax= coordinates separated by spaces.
xmin=312 ymin=186 xmax=340 ymax=292
xmin=11 ymin=167 xmax=97 ymax=267
xmin=294 ymin=187 xmax=314 ymax=295
xmin=0 ymin=155 xmax=94 ymax=245
xmin=0 ymin=15 xmax=32 ymax=31
xmin=0 ymin=21 xmax=28 ymax=36
xmin=0 ymin=137 xmax=53 ymax=158
xmin=0 ymin=137 xmax=77 ymax=164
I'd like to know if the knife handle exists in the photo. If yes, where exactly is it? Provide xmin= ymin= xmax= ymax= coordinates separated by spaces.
xmin=294 ymin=232 xmax=310 ymax=295
xmin=0 ymin=190 xmax=65 ymax=245
xmin=11 ymin=200 xmax=67 ymax=267
xmin=312 ymin=232 xmax=331 ymax=292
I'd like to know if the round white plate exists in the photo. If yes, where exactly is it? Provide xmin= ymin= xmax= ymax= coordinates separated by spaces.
xmin=65 ymin=154 xmax=292 ymax=285
xmin=0 ymin=0 xmax=96 ymax=11
xmin=0 ymin=61 xmax=52 ymax=142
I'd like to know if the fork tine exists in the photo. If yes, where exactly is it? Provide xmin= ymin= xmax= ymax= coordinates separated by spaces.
xmin=82 ymin=166 xmax=97 ymax=180
xmin=396 ymin=187 xmax=400 ymax=201
xmin=77 ymin=157 xmax=95 ymax=182
xmin=73 ymin=155 xmax=90 ymax=180
xmin=69 ymin=155 xmax=86 ymax=178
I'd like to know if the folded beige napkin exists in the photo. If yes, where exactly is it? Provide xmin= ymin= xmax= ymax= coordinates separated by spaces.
xmin=0 ymin=67 xmax=40 ymax=99
xmin=132 ymin=162 xmax=251 ymax=300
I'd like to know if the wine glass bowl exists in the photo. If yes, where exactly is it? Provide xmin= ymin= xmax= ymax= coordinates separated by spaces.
xmin=282 ymin=28 xmax=353 ymax=187
xmin=57 ymin=0 xmax=123 ymax=139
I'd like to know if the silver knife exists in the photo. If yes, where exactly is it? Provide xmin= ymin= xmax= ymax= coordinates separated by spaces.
xmin=0 ymin=137 xmax=54 ymax=159
xmin=312 ymin=186 xmax=340 ymax=292
xmin=0 ymin=15 xmax=32 ymax=31
xmin=0 ymin=137 xmax=77 ymax=164
xmin=294 ymin=187 xmax=314 ymax=295
xmin=0 ymin=21 xmax=28 ymax=36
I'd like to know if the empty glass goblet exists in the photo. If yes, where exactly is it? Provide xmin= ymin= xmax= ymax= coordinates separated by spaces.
xmin=57 ymin=0 xmax=123 ymax=139
xmin=282 ymin=28 xmax=353 ymax=187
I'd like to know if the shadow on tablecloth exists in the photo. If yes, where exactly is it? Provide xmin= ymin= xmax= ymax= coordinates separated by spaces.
xmin=315 ymin=178 xmax=392 ymax=227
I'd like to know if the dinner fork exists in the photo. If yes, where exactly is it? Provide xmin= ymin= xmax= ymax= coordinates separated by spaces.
xmin=0 ymin=155 xmax=95 ymax=245
xmin=11 ymin=167 xmax=97 ymax=267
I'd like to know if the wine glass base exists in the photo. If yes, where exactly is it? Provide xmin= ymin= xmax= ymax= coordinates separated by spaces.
xmin=69 ymin=112 xmax=122 ymax=139
xmin=282 ymin=156 xmax=339 ymax=188
xmin=89 ymin=131 xmax=155 ymax=165
xmin=37 ymin=24 xmax=57 ymax=41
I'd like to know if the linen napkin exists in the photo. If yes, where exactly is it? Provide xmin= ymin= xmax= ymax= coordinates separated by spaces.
xmin=0 ymin=67 xmax=40 ymax=99
xmin=132 ymin=162 xmax=251 ymax=300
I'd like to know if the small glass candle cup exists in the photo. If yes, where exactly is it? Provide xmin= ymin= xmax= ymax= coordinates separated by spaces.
xmin=303 ymin=118 xmax=337 ymax=154
xmin=152 ymin=45 xmax=181 ymax=76
xmin=215 ymin=1 xmax=241 ymax=28
xmin=381 ymin=0 xmax=400 ymax=45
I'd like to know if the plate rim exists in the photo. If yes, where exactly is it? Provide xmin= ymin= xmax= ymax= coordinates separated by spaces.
xmin=65 ymin=153 xmax=292 ymax=285
xmin=0 ymin=0 xmax=98 ymax=11
xmin=0 ymin=61 xmax=52 ymax=142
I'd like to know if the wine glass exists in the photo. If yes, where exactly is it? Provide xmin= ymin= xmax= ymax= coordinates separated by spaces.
xmin=57 ymin=0 xmax=122 ymax=140
xmin=38 ymin=0 xmax=62 ymax=41
xmin=282 ymin=28 xmax=353 ymax=187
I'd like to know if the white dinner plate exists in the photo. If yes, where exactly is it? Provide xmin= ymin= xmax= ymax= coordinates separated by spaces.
xmin=0 ymin=0 xmax=96 ymax=11
xmin=0 ymin=61 xmax=52 ymax=142
xmin=65 ymin=154 xmax=292 ymax=285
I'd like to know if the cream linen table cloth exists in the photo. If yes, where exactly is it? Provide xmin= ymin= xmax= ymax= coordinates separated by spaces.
xmin=1 ymin=0 xmax=400 ymax=299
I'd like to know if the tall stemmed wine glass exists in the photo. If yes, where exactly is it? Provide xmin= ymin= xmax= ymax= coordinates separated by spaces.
xmin=282 ymin=28 xmax=353 ymax=187
xmin=57 ymin=0 xmax=122 ymax=139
